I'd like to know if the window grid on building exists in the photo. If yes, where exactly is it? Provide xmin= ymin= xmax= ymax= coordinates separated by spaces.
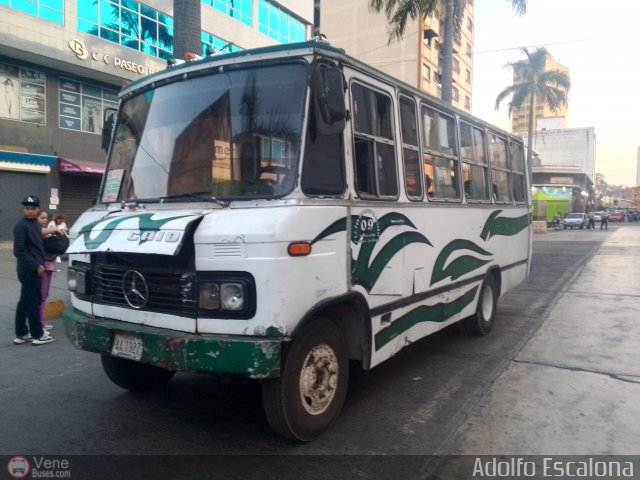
xmin=77 ymin=0 xmax=174 ymax=60
xmin=58 ymin=78 xmax=118 ymax=134
xmin=0 ymin=0 xmax=64 ymax=24
xmin=201 ymin=32 xmax=243 ymax=57
xmin=201 ymin=0 xmax=252 ymax=27
xmin=258 ymin=0 xmax=305 ymax=44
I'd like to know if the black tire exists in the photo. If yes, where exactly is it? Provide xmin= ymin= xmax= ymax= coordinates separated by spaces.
xmin=461 ymin=274 xmax=498 ymax=335
xmin=101 ymin=354 xmax=175 ymax=392
xmin=261 ymin=318 xmax=349 ymax=441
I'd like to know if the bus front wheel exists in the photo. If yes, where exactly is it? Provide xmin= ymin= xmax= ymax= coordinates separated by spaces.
xmin=261 ymin=318 xmax=349 ymax=441
xmin=461 ymin=274 xmax=498 ymax=335
xmin=101 ymin=354 xmax=175 ymax=392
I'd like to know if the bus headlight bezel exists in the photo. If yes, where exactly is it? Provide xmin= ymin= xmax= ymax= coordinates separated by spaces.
xmin=68 ymin=263 xmax=92 ymax=296
xmin=197 ymin=273 xmax=255 ymax=319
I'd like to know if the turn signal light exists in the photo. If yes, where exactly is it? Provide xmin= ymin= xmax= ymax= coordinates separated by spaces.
xmin=184 ymin=52 xmax=202 ymax=61
xmin=288 ymin=242 xmax=312 ymax=256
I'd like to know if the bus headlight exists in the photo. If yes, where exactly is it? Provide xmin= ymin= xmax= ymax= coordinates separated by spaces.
xmin=197 ymin=274 xmax=256 ymax=319
xmin=220 ymin=283 xmax=245 ymax=311
xmin=199 ymin=283 xmax=220 ymax=309
xmin=68 ymin=265 xmax=91 ymax=295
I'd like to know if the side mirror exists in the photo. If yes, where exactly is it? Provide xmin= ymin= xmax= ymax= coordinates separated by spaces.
xmin=313 ymin=64 xmax=345 ymax=134
xmin=101 ymin=107 xmax=117 ymax=152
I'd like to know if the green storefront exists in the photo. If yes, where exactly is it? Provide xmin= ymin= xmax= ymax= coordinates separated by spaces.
xmin=532 ymin=186 xmax=573 ymax=222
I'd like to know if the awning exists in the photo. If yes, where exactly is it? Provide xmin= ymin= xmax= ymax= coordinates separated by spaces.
xmin=0 ymin=147 xmax=56 ymax=173
xmin=58 ymin=158 xmax=105 ymax=175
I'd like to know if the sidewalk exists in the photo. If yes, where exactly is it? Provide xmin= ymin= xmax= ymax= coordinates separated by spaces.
xmin=447 ymin=226 xmax=640 ymax=454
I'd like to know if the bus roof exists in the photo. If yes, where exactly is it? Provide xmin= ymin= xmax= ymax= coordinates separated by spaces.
xmin=119 ymin=40 xmax=520 ymax=142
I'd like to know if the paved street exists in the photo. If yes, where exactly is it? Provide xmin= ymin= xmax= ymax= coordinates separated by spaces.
xmin=1 ymin=225 xmax=639 ymax=477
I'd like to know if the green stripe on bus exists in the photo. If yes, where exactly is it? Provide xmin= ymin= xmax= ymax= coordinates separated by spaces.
xmin=431 ymin=239 xmax=493 ymax=285
xmin=374 ymin=286 xmax=478 ymax=350
xmin=480 ymin=211 xmax=531 ymax=240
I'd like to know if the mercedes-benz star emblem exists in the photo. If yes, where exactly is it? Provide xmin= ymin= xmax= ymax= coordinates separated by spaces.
xmin=122 ymin=270 xmax=149 ymax=309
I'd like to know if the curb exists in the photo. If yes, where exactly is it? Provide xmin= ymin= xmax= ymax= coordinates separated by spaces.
xmin=44 ymin=300 xmax=65 ymax=320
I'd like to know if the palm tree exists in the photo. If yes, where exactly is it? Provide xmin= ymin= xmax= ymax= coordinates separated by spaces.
xmin=369 ymin=0 xmax=527 ymax=104
xmin=494 ymin=47 xmax=571 ymax=173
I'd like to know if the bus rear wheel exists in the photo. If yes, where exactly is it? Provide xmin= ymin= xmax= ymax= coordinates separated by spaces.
xmin=461 ymin=274 xmax=498 ymax=335
xmin=261 ymin=318 xmax=349 ymax=441
xmin=101 ymin=354 xmax=175 ymax=392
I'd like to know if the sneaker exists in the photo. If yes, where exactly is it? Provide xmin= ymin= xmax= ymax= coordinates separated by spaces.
xmin=32 ymin=334 xmax=55 ymax=346
xmin=44 ymin=324 xmax=54 ymax=331
xmin=13 ymin=334 xmax=33 ymax=345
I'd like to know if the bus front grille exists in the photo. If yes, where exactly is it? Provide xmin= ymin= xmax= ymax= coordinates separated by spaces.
xmin=94 ymin=266 xmax=198 ymax=317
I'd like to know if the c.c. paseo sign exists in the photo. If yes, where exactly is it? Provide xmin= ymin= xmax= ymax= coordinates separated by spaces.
xmin=69 ymin=38 xmax=159 ymax=76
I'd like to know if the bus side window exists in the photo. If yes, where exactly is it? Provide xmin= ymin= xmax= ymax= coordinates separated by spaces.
xmin=461 ymin=122 xmax=490 ymax=201
xmin=489 ymin=133 xmax=512 ymax=203
xmin=351 ymin=83 xmax=398 ymax=198
xmin=399 ymin=95 xmax=423 ymax=200
xmin=510 ymin=142 xmax=527 ymax=203
xmin=421 ymin=105 xmax=460 ymax=200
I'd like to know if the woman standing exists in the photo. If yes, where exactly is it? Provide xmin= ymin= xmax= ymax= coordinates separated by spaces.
xmin=38 ymin=211 xmax=57 ymax=332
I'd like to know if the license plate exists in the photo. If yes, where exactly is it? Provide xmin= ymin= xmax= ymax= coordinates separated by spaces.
xmin=111 ymin=333 xmax=143 ymax=361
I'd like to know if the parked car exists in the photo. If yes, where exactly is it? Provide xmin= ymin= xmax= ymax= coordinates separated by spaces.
xmin=562 ymin=212 xmax=587 ymax=229
xmin=608 ymin=211 xmax=625 ymax=222
xmin=593 ymin=212 xmax=602 ymax=222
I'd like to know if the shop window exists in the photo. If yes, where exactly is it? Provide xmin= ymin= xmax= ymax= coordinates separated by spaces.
xmin=0 ymin=61 xmax=46 ymax=125
xmin=59 ymin=77 xmax=118 ymax=134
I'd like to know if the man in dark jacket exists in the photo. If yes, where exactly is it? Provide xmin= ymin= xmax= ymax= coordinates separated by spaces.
xmin=13 ymin=195 xmax=55 ymax=345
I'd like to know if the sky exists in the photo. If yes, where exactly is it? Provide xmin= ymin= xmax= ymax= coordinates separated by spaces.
xmin=471 ymin=0 xmax=640 ymax=186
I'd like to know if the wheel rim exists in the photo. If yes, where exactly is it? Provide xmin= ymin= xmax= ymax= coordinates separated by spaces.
xmin=480 ymin=283 xmax=495 ymax=323
xmin=298 ymin=343 xmax=339 ymax=415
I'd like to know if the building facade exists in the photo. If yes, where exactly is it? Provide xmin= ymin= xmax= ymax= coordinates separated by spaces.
xmin=520 ymin=127 xmax=596 ymax=182
xmin=511 ymin=55 xmax=569 ymax=133
xmin=317 ymin=0 xmax=475 ymax=113
xmin=0 ymin=0 xmax=312 ymax=241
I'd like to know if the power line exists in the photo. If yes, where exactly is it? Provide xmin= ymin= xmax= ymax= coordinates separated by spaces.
xmin=468 ymin=38 xmax=596 ymax=56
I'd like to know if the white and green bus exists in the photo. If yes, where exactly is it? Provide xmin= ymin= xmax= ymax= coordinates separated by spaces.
xmin=64 ymin=40 xmax=532 ymax=441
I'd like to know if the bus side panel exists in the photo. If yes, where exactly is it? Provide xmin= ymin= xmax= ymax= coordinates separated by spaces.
xmin=364 ymin=205 xmax=530 ymax=368
xmin=194 ymin=206 xmax=350 ymax=336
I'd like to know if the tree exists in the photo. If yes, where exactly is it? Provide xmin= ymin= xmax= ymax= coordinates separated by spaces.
xmin=494 ymin=47 xmax=571 ymax=174
xmin=369 ymin=0 xmax=527 ymax=103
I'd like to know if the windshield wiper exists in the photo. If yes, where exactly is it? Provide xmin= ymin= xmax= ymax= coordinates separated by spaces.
xmin=160 ymin=192 xmax=228 ymax=206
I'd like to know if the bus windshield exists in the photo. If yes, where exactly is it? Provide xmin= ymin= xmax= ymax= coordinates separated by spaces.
xmin=102 ymin=62 xmax=308 ymax=203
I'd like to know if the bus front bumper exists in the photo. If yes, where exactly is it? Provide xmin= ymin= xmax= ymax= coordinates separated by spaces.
xmin=63 ymin=309 xmax=282 ymax=379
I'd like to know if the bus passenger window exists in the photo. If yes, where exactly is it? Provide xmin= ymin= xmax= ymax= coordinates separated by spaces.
xmin=403 ymin=149 xmax=423 ymax=199
xmin=351 ymin=83 xmax=397 ymax=199
xmin=424 ymin=162 xmax=434 ymax=197
xmin=354 ymin=138 xmax=376 ymax=196
xmin=460 ymin=122 xmax=490 ymax=202
xmin=424 ymin=153 xmax=459 ymax=199
xmin=399 ymin=96 xmax=422 ymax=200
xmin=489 ymin=133 xmax=512 ymax=203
